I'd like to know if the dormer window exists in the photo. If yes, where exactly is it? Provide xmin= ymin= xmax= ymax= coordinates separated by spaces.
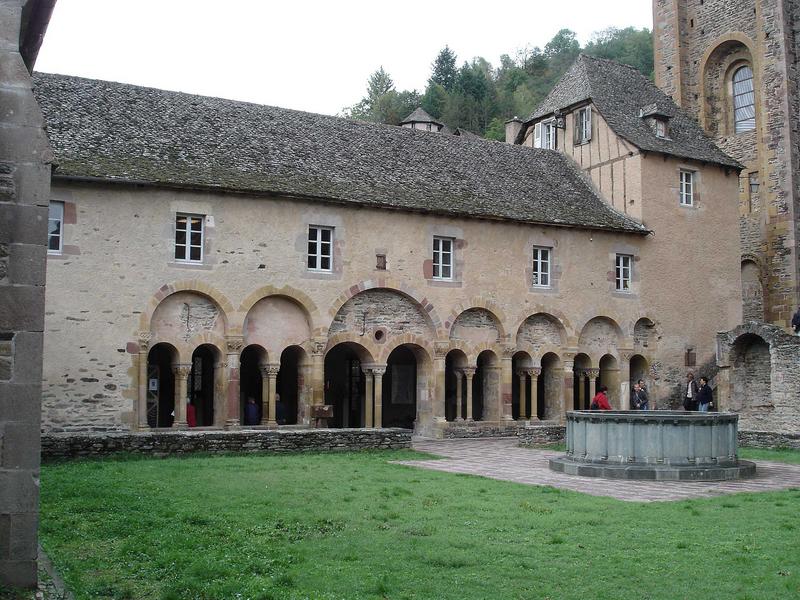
xmin=655 ymin=118 xmax=667 ymax=138
xmin=533 ymin=120 xmax=557 ymax=149
xmin=639 ymin=103 xmax=671 ymax=140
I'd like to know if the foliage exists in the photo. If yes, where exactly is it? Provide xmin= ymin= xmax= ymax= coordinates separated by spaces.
xmin=342 ymin=27 xmax=653 ymax=137
xmin=40 ymin=449 xmax=800 ymax=600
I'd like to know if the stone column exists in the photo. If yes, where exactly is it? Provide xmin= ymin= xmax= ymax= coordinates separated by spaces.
xmin=577 ymin=370 xmax=587 ymax=410
xmin=587 ymin=368 xmax=600 ymax=404
xmin=373 ymin=366 xmax=386 ymax=428
xmin=266 ymin=364 xmax=280 ymax=427
xmin=225 ymin=345 xmax=241 ymax=429
xmin=258 ymin=365 xmax=270 ymax=426
xmin=172 ymin=364 xmax=191 ymax=429
xmin=363 ymin=366 xmax=374 ymax=428
xmin=516 ymin=370 xmax=528 ymax=420
xmin=561 ymin=359 xmax=574 ymax=423
xmin=310 ymin=341 xmax=326 ymax=419
xmin=433 ymin=346 xmax=447 ymax=423
xmin=529 ymin=367 xmax=541 ymax=421
xmin=716 ymin=365 xmax=731 ymax=412
xmin=463 ymin=367 xmax=476 ymax=421
xmin=455 ymin=370 xmax=463 ymax=420
xmin=619 ymin=353 xmax=632 ymax=411
xmin=500 ymin=348 xmax=514 ymax=421
xmin=214 ymin=360 xmax=227 ymax=428
xmin=137 ymin=337 xmax=150 ymax=429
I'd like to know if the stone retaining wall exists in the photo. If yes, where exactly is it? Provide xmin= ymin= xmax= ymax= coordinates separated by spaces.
xmin=41 ymin=428 xmax=411 ymax=461
xmin=517 ymin=424 xmax=567 ymax=446
xmin=441 ymin=420 xmax=528 ymax=439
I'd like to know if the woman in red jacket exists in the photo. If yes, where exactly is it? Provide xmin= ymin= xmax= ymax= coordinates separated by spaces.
xmin=591 ymin=385 xmax=612 ymax=410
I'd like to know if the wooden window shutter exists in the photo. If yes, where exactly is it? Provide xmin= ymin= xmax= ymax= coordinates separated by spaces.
xmin=585 ymin=106 xmax=592 ymax=141
xmin=534 ymin=122 xmax=542 ymax=148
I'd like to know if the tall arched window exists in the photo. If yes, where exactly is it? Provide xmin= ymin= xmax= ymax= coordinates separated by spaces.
xmin=733 ymin=66 xmax=755 ymax=133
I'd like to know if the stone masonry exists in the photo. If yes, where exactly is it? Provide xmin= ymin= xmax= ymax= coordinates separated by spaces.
xmin=0 ymin=0 xmax=55 ymax=589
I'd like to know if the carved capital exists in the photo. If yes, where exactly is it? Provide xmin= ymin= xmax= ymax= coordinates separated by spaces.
xmin=172 ymin=364 xmax=192 ymax=379
xmin=528 ymin=367 xmax=542 ymax=378
xmin=621 ymin=351 xmax=634 ymax=362
xmin=226 ymin=337 xmax=244 ymax=352
xmin=501 ymin=344 xmax=516 ymax=358
xmin=461 ymin=366 xmax=477 ymax=378
xmin=311 ymin=340 xmax=327 ymax=356
xmin=585 ymin=368 xmax=600 ymax=379
xmin=138 ymin=331 xmax=152 ymax=351
xmin=261 ymin=364 xmax=280 ymax=378
xmin=372 ymin=366 xmax=387 ymax=377
xmin=433 ymin=341 xmax=450 ymax=358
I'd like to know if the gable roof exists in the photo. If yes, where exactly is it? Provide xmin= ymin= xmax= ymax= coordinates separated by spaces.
xmin=526 ymin=54 xmax=740 ymax=169
xmin=33 ymin=73 xmax=646 ymax=234
xmin=399 ymin=107 xmax=442 ymax=126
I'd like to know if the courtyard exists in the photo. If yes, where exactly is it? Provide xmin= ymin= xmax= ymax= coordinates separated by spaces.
xmin=33 ymin=440 xmax=800 ymax=599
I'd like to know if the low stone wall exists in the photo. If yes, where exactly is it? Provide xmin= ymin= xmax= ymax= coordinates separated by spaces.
xmin=41 ymin=428 xmax=411 ymax=460
xmin=441 ymin=420 xmax=527 ymax=439
xmin=738 ymin=430 xmax=800 ymax=450
xmin=517 ymin=424 xmax=566 ymax=446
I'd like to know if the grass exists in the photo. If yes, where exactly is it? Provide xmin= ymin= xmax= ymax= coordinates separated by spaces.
xmin=739 ymin=446 xmax=800 ymax=464
xmin=40 ymin=449 xmax=800 ymax=600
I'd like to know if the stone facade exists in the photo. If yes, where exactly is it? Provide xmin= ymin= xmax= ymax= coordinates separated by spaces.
xmin=0 ymin=0 xmax=54 ymax=589
xmin=654 ymin=0 xmax=800 ymax=327
xmin=41 ymin=428 xmax=411 ymax=460
xmin=716 ymin=322 xmax=800 ymax=434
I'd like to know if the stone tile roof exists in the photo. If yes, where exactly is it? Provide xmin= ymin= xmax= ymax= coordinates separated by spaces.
xmin=33 ymin=73 xmax=647 ymax=234
xmin=399 ymin=107 xmax=442 ymax=126
xmin=526 ymin=55 xmax=741 ymax=169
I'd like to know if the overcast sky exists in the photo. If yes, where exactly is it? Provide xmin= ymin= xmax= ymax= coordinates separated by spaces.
xmin=36 ymin=0 xmax=653 ymax=116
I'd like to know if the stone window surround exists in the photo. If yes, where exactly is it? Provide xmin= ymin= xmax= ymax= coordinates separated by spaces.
xmin=47 ymin=200 xmax=64 ymax=255
xmin=167 ymin=200 xmax=216 ymax=269
xmin=610 ymin=242 xmax=639 ymax=298
xmin=307 ymin=224 xmax=334 ymax=272
xmin=525 ymin=233 xmax=561 ymax=294
xmin=174 ymin=212 xmax=205 ymax=264
xmin=298 ymin=210 xmax=344 ymax=280
xmin=44 ymin=194 xmax=79 ymax=259
xmin=432 ymin=235 xmax=454 ymax=281
xmin=677 ymin=164 xmax=701 ymax=210
xmin=718 ymin=53 xmax=756 ymax=137
xmin=425 ymin=224 xmax=463 ymax=288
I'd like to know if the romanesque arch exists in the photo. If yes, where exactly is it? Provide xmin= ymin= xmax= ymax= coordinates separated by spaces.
xmin=243 ymin=295 xmax=313 ymax=355
xmin=449 ymin=308 xmax=503 ymax=346
xmin=149 ymin=289 xmax=228 ymax=362
xmin=328 ymin=288 xmax=435 ymax=342
xmin=730 ymin=333 xmax=772 ymax=424
xmin=515 ymin=312 xmax=566 ymax=357
xmin=578 ymin=316 xmax=622 ymax=362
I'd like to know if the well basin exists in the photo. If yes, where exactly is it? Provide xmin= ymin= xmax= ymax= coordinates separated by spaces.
xmin=548 ymin=410 xmax=755 ymax=481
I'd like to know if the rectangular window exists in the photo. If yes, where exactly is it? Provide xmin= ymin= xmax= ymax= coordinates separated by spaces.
xmin=679 ymin=170 xmax=694 ymax=206
xmin=432 ymin=236 xmax=453 ymax=280
xmin=532 ymin=246 xmax=551 ymax=287
xmin=307 ymin=225 xmax=333 ymax=271
xmin=575 ymin=106 xmax=592 ymax=144
xmin=48 ymin=201 xmax=64 ymax=254
xmin=175 ymin=214 xmax=204 ymax=262
xmin=655 ymin=119 xmax=667 ymax=138
xmin=615 ymin=254 xmax=632 ymax=292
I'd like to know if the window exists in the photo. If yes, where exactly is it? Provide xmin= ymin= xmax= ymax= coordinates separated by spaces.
xmin=534 ymin=121 xmax=557 ymax=149
xmin=615 ymin=254 xmax=632 ymax=292
xmin=732 ymin=66 xmax=755 ymax=133
xmin=748 ymin=172 xmax=760 ymax=212
xmin=655 ymin=119 xmax=667 ymax=138
xmin=48 ymin=201 xmax=64 ymax=254
xmin=175 ymin=214 xmax=204 ymax=262
xmin=574 ymin=106 xmax=592 ymax=144
xmin=307 ymin=226 xmax=333 ymax=271
xmin=532 ymin=247 xmax=551 ymax=287
xmin=432 ymin=236 xmax=453 ymax=280
xmin=679 ymin=170 xmax=694 ymax=206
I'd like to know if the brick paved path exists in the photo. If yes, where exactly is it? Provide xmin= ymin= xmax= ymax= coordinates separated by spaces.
xmin=399 ymin=438 xmax=800 ymax=502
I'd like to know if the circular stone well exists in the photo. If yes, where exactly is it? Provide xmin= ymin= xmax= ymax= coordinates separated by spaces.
xmin=548 ymin=410 xmax=755 ymax=481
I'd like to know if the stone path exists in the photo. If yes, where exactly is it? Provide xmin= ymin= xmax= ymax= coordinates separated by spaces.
xmin=400 ymin=438 xmax=800 ymax=502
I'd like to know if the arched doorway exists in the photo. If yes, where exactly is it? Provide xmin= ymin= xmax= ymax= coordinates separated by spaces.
xmin=189 ymin=344 xmax=219 ymax=427
xmin=539 ymin=352 xmax=561 ymax=420
xmin=731 ymin=333 xmax=772 ymax=420
xmin=599 ymin=354 xmax=619 ymax=409
xmin=383 ymin=345 xmax=418 ymax=428
xmin=146 ymin=343 xmax=177 ymax=428
xmin=573 ymin=353 xmax=591 ymax=410
xmin=512 ymin=351 xmax=533 ymax=420
xmin=277 ymin=345 xmax=307 ymax=425
xmin=474 ymin=350 xmax=499 ymax=421
xmin=240 ymin=345 xmax=267 ymax=426
xmin=445 ymin=349 xmax=468 ymax=421
xmin=324 ymin=342 xmax=371 ymax=428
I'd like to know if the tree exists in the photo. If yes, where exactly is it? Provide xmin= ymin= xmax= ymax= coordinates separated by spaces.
xmin=584 ymin=27 xmax=654 ymax=78
xmin=421 ymin=82 xmax=447 ymax=119
xmin=430 ymin=46 xmax=458 ymax=91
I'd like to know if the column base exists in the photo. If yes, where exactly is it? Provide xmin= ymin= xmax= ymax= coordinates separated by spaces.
xmin=225 ymin=420 xmax=241 ymax=430
xmin=173 ymin=421 xmax=188 ymax=430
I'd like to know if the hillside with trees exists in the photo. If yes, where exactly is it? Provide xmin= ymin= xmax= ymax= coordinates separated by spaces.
xmin=342 ymin=27 xmax=653 ymax=140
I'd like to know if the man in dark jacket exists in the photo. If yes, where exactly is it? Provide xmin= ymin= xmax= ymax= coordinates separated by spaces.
xmin=632 ymin=383 xmax=649 ymax=410
xmin=792 ymin=307 xmax=800 ymax=336
xmin=697 ymin=377 xmax=713 ymax=412
xmin=244 ymin=397 xmax=260 ymax=426
xmin=684 ymin=372 xmax=699 ymax=411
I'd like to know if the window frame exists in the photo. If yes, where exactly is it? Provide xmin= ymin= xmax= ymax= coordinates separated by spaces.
xmin=574 ymin=106 xmax=592 ymax=145
xmin=615 ymin=253 xmax=633 ymax=293
xmin=47 ymin=201 xmax=64 ymax=255
xmin=732 ymin=65 xmax=756 ymax=134
xmin=174 ymin=213 xmax=205 ymax=263
xmin=679 ymin=170 xmax=694 ymax=206
xmin=531 ymin=246 xmax=551 ymax=288
xmin=432 ymin=236 xmax=454 ymax=281
xmin=307 ymin=225 xmax=334 ymax=272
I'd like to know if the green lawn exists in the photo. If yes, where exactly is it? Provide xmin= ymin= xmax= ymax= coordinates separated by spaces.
xmin=40 ymin=449 xmax=800 ymax=600
xmin=739 ymin=446 xmax=800 ymax=464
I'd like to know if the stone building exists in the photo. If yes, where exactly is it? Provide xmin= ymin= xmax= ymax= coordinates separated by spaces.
xmin=0 ymin=0 xmax=55 ymax=588
xmin=653 ymin=0 xmax=800 ymax=326
xmin=32 ymin=55 xmax=742 ymax=437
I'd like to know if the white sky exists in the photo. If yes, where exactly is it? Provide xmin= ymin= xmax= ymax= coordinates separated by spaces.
xmin=36 ymin=0 xmax=653 ymax=116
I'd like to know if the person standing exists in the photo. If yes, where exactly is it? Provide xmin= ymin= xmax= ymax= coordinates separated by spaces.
xmin=696 ymin=377 xmax=713 ymax=412
xmin=591 ymin=385 xmax=612 ymax=411
xmin=792 ymin=306 xmax=800 ymax=336
xmin=632 ymin=383 xmax=649 ymax=410
xmin=683 ymin=372 xmax=699 ymax=411
xmin=243 ymin=397 xmax=260 ymax=426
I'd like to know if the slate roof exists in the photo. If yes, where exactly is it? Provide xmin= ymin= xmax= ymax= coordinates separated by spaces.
xmin=399 ymin=107 xmax=442 ymax=126
xmin=526 ymin=55 xmax=740 ymax=169
xmin=33 ymin=73 xmax=647 ymax=234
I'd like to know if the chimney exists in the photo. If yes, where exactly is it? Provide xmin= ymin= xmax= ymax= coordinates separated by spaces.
xmin=504 ymin=117 xmax=523 ymax=144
